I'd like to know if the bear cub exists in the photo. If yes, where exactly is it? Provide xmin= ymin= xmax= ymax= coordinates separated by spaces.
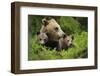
xmin=37 ymin=32 xmax=48 ymax=45
xmin=57 ymin=35 xmax=74 ymax=50
xmin=37 ymin=32 xmax=59 ymax=50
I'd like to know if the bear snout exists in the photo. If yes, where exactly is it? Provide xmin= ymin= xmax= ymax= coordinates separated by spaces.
xmin=58 ymin=32 xmax=65 ymax=39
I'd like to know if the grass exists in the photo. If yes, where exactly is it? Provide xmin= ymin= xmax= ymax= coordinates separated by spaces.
xmin=28 ymin=31 xmax=88 ymax=60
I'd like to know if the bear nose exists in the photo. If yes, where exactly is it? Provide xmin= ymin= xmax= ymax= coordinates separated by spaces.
xmin=58 ymin=34 xmax=66 ymax=39
xmin=62 ymin=34 xmax=66 ymax=38
xmin=69 ymin=44 xmax=74 ymax=47
xmin=44 ymin=39 xmax=47 ymax=43
xmin=58 ymin=36 xmax=61 ymax=39
xmin=64 ymin=34 xmax=66 ymax=38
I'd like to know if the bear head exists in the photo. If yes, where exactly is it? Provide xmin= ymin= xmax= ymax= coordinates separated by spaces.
xmin=40 ymin=17 xmax=65 ymax=41
xmin=63 ymin=35 xmax=74 ymax=47
xmin=37 ymin=32 xmax=48 ymax=45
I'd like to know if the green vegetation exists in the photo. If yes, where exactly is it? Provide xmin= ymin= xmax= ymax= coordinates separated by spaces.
xmin=28 ymin=15 xmax=88 ymax=60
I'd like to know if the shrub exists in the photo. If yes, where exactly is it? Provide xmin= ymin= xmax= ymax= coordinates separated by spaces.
xmin=59 ymin=16 xmax=81 ymax=34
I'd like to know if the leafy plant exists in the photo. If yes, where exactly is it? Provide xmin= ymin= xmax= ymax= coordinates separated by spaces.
xmin=59 ymin=16 xmax=81 ymax=34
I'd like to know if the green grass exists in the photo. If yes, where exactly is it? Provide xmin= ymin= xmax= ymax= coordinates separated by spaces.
xmin=28 ymin=31 xmax=88 ymax=60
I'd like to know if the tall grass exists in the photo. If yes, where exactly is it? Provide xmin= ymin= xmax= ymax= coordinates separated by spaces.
xmin=28 ymin=31 xmax=88 ymax=60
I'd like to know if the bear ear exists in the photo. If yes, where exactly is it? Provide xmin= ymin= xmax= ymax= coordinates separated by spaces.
xmin=63 ymin=34 xmax=67 ymax=38
xmin=44 ymin=21 xmax=49 ymax=26
xmin=71 ymin=35 xmax=74 ymax=40
xmin=69 ymin=35 xmax=74 ymax=40
xmin=37 ymin=31 xmax=40 ymax=35
xmin=42 ymin=18 xmax=49 ymax=26
xmin=46 ymin=17 xmax=52 ymax=20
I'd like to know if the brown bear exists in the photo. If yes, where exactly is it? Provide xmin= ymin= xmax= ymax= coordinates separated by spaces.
xmin=40 ymin=17 xmax=65 ymax=41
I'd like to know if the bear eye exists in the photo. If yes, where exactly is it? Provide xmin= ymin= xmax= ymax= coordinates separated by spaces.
xmin=54 ymin=27 xmax=59 ymax=31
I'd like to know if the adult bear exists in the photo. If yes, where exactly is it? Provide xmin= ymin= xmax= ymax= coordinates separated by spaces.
xmin=40 ymin=17 xmax=65 ymax=41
